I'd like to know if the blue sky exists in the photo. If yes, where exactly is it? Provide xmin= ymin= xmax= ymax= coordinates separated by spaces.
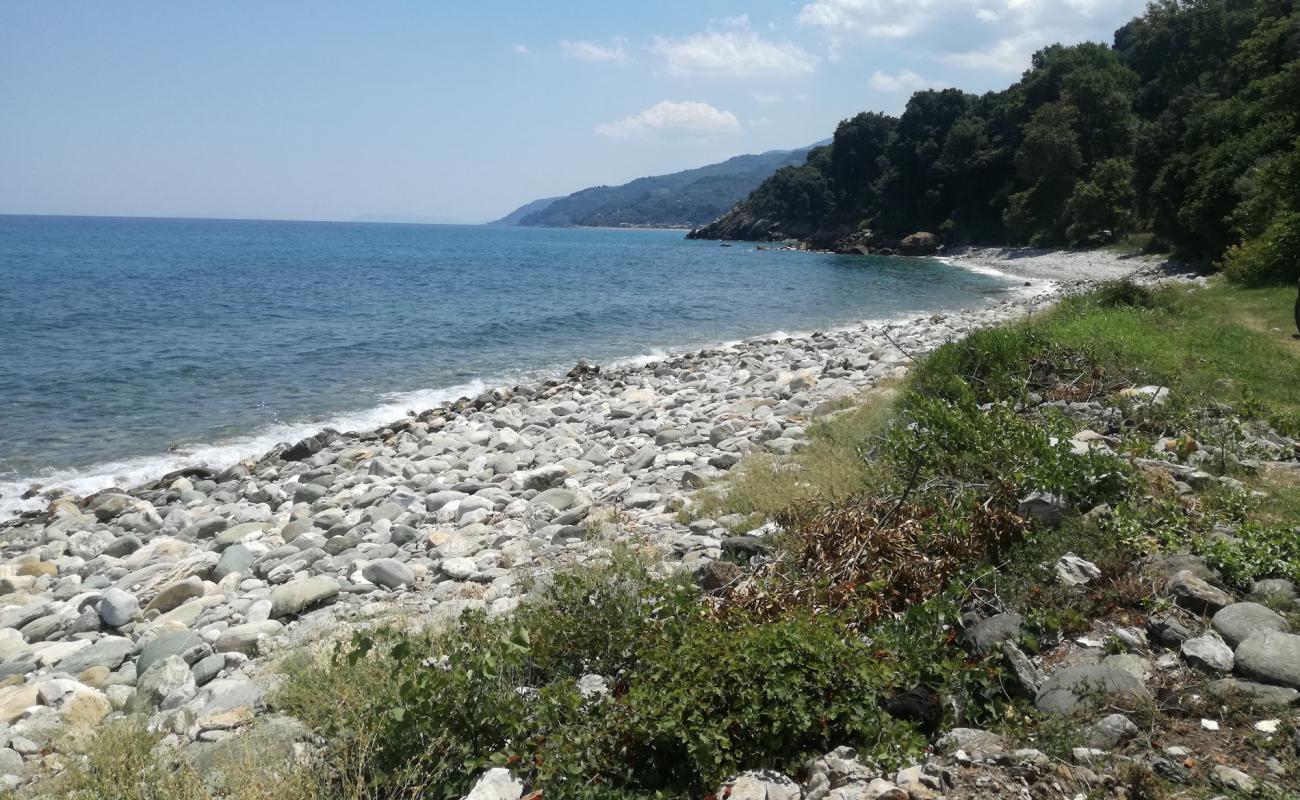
xmin=0 ymin=1 xmax=1149 ymax=223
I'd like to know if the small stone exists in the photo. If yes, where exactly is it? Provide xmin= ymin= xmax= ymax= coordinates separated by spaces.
xmin=144 ymin=576 xmax=205 ymax=614
xmin=1056 ymin=553 xmax=1102 ymax=586
xmin=96 ymin=587 xmax=139 ymax=627
xmin=1201 ymin=718 xmax=1220 ymax=731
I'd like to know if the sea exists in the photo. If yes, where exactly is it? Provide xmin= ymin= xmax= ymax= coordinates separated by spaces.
xmin=0 ymin=215 xmax=1019 ymax=519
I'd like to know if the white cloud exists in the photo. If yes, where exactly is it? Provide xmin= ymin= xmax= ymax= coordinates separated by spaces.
xmin=560 ymin=38 xmax=629 ymax=64
xmin=942 ymin=33 xmax=1040 ymax=72
xmin=651 ymin=28 xmax=817 ymax=77
xmin=798 ymin=0 xmax=1148 ymax=72
xmin=868 ymin=68 xmax=947 ymax=92
xmin=797 ymin=0 xmax=937 ymax=41
xmin=594 ymin=100 xmax=742 ymax=139
xmin=512 ymin=44 xmax=531 ymax=55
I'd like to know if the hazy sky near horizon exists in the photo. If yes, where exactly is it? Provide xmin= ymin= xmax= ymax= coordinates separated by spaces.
xmin=1 ymin=1 xmax=1149 ymax=223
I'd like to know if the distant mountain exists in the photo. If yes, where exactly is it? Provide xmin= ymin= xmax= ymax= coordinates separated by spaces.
xmin=494 ymin=144 xmax=825 ymax=229
xmin=486 ymin=196 xmax=563 ymax=226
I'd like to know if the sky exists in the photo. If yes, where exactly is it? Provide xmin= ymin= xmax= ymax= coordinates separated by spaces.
xmin=0 ymin=0 xmax=1150 ymax=224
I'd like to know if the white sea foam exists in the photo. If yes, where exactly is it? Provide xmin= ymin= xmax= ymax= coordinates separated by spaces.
xmin=0 ymin=379 xmax=488 ymax=521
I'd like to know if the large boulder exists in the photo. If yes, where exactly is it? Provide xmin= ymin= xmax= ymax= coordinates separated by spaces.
xmin=1035 ymin=664 xmax=1151 ymax=714
xmin=1212 ymin=602 xmax=1291 ymax=647
xmin=899 ymin=232 xmax=940 ymax=256
xmin=1234 ymin=631 xmax=1300 ymax=689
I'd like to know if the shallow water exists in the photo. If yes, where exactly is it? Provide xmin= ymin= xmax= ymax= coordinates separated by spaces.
xmin=0 ymin=215 xmax=1016 ymax=516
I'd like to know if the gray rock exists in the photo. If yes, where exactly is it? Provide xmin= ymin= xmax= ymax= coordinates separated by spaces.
xmin=212 ymin=544 xmax=256 ymax=581
xmin=1250 ymin=578 xmax=1297 ymax=604
xmin=1166 ymin=570 xmax=1234 ymax=614
xmin=1212 ymin=602 xmax=1291 ymax=648
xmin=137 ymin=631 xmax=213 ymax=677
xmin=694 ymin=560 xmax=740 ymax=591
xmin=1204 ymin=678 xmax=1300 ymax=708
xmin=521 ymin=465 xmax=567 ymax=491
xmin=1181 ymin=634 xmax=1234 ymax=673
xmin=962 ymin=613 xmax=1022 ymax=656
xmin=1084 ymin=714 xmax=1139 ymax=749
xmin=1234 ymin=631 xmax=1300 ymax=689
xmin=1017 ymin=492 xmax=1068 ymax=525
xmin=97 ymin=587 xmax=139 ymax=627
xmin=144 ymin=576 xmax=205 ymax=614
xmin=1001 ymin=642 xmax=1042 ymax=698
xmin=1055 ymin=554 xmax=1101 ymax=586
xmin=1147 ymin=613 xmax=1194 ymax=647
xmin=0 ymin=747 xmax=23 ymax=778
xmin=1211 ymin=764 xmax=1256 ymax=793
xmin=1035 ymin=665 xmax=1151 ymax=714
xmin=363 ymin=558 xmax=414 ymax=590
xmin=131 ymin=655 xmax=195 ymax=712
xmin=721 ymin=770 xmax=801 ymax=800
xmin=191 ymin=653 xmax=225 ymax=687
xmin=269 ymin=576 xmax=339 ymax=619
xmin=54 ymin=636 xmax=133 ymax=675
xmin=937 ymin=727 xmax=1006 ymax=755
xmin=214 ymin=621 xmax=283 ymax=656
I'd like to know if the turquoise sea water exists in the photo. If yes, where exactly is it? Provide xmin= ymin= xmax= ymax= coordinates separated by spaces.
xmin=0 ymin=215 xmax=1016 ymax=516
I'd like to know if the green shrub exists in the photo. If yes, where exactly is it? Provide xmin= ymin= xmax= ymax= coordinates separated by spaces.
xmin=1200 ymin=522 xmax=1300 ymax=588
xmin=884 ymin=397 xmax=1131 ymax=509
xmin=1090 ymin=280 xmax=1155 ymax=309
xmin=1222 ymin=211 xmax=1300 ymax=284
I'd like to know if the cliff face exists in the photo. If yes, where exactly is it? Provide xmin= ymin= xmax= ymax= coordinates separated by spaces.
xmin=685 ymin=205 xmax=787 ymax=242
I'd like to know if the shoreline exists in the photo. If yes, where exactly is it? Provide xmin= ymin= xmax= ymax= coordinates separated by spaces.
xmin=0 ymin=246 xmax=1179 ymax=787
xmin=0 ymin=247 xmax=1159 ymax=524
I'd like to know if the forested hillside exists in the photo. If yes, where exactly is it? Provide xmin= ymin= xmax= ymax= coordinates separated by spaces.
xmin=690 ymin=0 xmax=1299 ymax=282
xmin=501 ymin=145 xmax=818 ymax=229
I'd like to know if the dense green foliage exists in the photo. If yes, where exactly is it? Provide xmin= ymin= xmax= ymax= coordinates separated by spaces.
xmin=703 ymin=0 xmax=1300 ymax=279
xmin=501 ymin=145 xmax=818 ymax=228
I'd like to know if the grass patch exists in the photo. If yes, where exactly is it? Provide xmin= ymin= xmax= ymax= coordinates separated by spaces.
xmin=688 ymin=387 xmax=897 ymax=521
